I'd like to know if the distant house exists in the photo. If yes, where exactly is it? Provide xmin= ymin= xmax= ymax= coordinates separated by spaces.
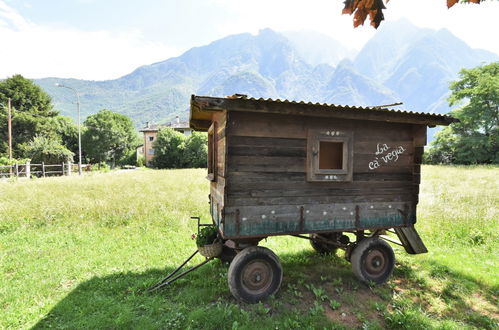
xmin=139 ymin=116 xmax=192 ymax=167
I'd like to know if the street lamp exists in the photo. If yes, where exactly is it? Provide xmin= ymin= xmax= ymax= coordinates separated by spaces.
xmin=55 ymin=83 xmax=82 ymax=176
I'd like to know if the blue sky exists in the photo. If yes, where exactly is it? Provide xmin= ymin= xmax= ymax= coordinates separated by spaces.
xmin=4 ymin=0 xmax=230 ymax=48
xmin=1 ymin=0 xmax=498 ymax=80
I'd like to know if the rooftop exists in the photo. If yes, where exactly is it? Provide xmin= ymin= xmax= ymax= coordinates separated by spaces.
xmin=140 ymin=118 xmax=190 ymax=132
xmin=190 ymin=94 xmax=458 ymax=131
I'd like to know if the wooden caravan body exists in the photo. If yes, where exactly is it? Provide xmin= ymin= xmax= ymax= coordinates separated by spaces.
xmin=190 ymin=95 xmax=457 ymax=241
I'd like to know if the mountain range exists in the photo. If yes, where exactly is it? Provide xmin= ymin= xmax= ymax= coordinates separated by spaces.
xmin=35 ymin=19 xmax=497 ymax=136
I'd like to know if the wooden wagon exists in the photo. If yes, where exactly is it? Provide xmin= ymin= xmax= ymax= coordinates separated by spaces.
xmin=189 ymin=94 xmax=457 ymax=303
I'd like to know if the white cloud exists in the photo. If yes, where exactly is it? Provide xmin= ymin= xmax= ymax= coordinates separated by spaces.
xmin=386 ymin=0 xmax=499 ymax=53
xmin=0 ymin=1 xmax=182 ymax=80
xmin=209 ymin=0 xmax=376 ymax=50
xmin=0 ymin=0 xmax=497 ymax=81
xmin=209 ymin=0 xmax=499 ymax=54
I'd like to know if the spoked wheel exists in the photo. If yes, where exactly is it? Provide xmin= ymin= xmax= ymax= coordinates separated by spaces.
xmin=228 ymin=246 xmax=282 ymax=303
xmin=351 ymin=237 xmax=395 ymax=284
xmin=310 ymin=233 xmax=339 ymax=254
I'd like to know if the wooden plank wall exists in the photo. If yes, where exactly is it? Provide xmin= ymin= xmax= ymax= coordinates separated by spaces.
xmin=209 ymin=111 xmax=227 ymax=227
xmin=221 ymin=111 xmax=425 ymax=238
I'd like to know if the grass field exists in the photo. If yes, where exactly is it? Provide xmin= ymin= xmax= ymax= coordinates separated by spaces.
xmin=0 ymin=166 xmax=498 ymax=329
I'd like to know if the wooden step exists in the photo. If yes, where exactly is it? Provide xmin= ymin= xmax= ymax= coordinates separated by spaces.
xmin=394 ymin=226 xmax=428 ymax=254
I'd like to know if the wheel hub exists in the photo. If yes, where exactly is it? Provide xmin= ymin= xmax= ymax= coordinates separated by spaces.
xmin=365 ymin=249 xmax=387 ymax=276
xmin=242 ymin=260 xmax=273 ymax=294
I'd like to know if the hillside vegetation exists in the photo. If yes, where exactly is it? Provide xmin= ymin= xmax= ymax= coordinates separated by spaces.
xmin=35 ymin=20 xmax=497 ymax=127
xmin=0 ymin=166 xmax=497 ymax=329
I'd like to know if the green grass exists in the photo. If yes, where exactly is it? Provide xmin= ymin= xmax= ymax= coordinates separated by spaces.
xmin=0 ymin=166 xmax=497 ymax=329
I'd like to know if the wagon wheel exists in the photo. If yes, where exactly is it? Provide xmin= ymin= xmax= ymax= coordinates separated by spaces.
xmin=351 ymin=237 xmax=395 ymax=284
xmin=228 ymin=246 xmax=283 ymax=303
xmin=310 ymin=233 xmax=339 ymax=254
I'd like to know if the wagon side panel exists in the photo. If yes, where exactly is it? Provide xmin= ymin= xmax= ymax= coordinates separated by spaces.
xmin=222 ymin=111 xmax=420 ymax=238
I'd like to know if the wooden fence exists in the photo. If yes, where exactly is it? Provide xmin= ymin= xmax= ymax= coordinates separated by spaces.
xmin=0 ymin=161 xmax=83 ymax=179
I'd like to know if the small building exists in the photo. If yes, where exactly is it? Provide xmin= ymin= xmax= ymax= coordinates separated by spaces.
xmin=190 ymin=94 xmax=457 ymax=302
xmin=139 ymin=116 xmax=192 ymax=167
xmin=190 ymin=94 xmax=459 ymax=239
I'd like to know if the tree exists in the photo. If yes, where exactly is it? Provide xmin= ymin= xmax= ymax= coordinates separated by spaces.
xmin=82 ymin=110 xmax=139 ymax=167
xmin=49 ymin=116 xmax=80 ymax=157
xmin=183 ymin=132 xmax=208 ymax=168
xmin=342 ymin=0 xmax=487 ymax=29
xmin=426 ymin=62 xmax=498 ymax=164
xmin=0 ymin=74 xmax=59 ymax=158
xmin=152 ymin=129 xmax=209 ymax=169
xmin=23 ymin=135 xmax=73 ymax=164
xmin=152 ymin=128 xmax=186 ymax=169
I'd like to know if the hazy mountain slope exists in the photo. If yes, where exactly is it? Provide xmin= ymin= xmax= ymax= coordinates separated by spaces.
xmin=323 ymin=60 xmax=399 ymax=106
xmin=384 ymin=28 xmax=498 ymax=114
xmin=36 ymin=29 xmax=332 ymax=125
xmin=354 ymin=19 xmax=429 ymax=82
xmin=354 ymin=20 xmax=498 ymax=115
xmin=282 ymin=30 xmax=357 ymax=67
xmin=34 ymin=23 xmax=497 ymax=130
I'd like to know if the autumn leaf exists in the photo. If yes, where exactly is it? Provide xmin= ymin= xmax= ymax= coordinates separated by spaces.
xmin=342 ymin=0 xmax=387 ymax=29
xmin=353 ymin=7 xmax=369 ymax=27
xmin=344 ymin=0 xmax=482 ymax=28
xmin=342 ymin=0 xmax=355 ymax=14
xmin=449 ymin=0 xmax=482 ymax=7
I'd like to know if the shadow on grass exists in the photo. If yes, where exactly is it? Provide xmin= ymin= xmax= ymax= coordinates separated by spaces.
xmin=392 ymin=259 xmax=498 ymax=329
xmin=34 ymin=250 xmax=497 ymax=329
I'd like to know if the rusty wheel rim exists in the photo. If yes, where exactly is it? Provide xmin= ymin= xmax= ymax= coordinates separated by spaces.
xmin=241 ymin=260 xmax=273 ymax=295
xmin=364 ymin=249 xmax=387 ymax=277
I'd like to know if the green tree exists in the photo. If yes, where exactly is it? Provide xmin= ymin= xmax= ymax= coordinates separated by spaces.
xmin=426 ymin=62 xmax=498 ymax=164
xmin=23 ymin=135 xmax=73 ymax=164
xmin=82 ymin=109 xmax=139 ymax=167
xmin=152 ymin=129 xmax=208 ymax=169
xmin=0 ymin=74 xmax=59 ymax=158
xmin=183 ymin=132 xmax=208 ymax=168
xmin=152 ymin=128 xmax=186 ymax=169
xmin=49 ymin=116 xmax=80 ymax=156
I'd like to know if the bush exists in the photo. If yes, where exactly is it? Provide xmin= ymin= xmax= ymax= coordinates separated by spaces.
xmin=152 ymin=129 xmax=186 ymax=169
xmin=0 ymin=157 xmax=28 ymax=166
xmin=152 ymin=129 xmax=208 ymax=169
xmin=183 ymin=132 xmax=207 ymax=168
xmin=136 ymin=155 xmax=145 ymax=167
xmin=117 ymin=149 xmax=139 ymax=167
xmin=22 ymin=135 xmax=73 ymax=164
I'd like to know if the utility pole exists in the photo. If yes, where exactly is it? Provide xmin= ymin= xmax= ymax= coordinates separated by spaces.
xmin=7 ymin=98 xmax=12 ymax=161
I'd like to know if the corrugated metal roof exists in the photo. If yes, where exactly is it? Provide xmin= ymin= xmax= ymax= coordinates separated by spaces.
xmin=227 ymin=94 xmax=455 ymax=120
xmin=139 ymin=122 xmax=190 ymax=132
xmin=190 ymin=94 xmax=458 ymax=130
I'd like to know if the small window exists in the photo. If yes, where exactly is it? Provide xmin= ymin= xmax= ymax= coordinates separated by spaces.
xmin=148 ymin=148 xmax=155 ymax=155
xmin=207 ymin=122 xmax=217 ymax=181
xmin=319 ymin=141 xmax=343 ymax=169
xmin=148 ymin=136 xmax=154 ymax=142
xmin=307 ymin=129 xmax=353 ymax=182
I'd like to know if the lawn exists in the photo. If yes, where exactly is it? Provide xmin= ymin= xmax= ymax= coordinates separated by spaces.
xmin=0 ymin=166 xmax=497 ymax=329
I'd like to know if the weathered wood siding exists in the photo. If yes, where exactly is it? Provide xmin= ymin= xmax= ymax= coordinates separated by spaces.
xmin=209 ymin=111 xmax=227 ymax=228
xmin=219 ymin=111 xmax=426 ymax=238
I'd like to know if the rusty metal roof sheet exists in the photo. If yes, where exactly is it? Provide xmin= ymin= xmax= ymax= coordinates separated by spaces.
xmin=227 ymin=94 xmax=455 ymax=119
xmin=190 ymin=94 xmax=458 ymax=130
